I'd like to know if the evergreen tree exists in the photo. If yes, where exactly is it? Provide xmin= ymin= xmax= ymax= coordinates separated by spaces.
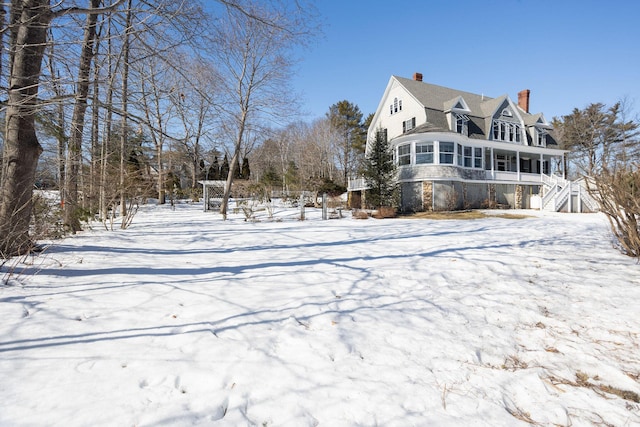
xmin=241 ymin=157 xmax=251 ymax=179
xmin=328 ymin=100 xmax=366 ymax=184
xmin=284 ymin=161 xmax=299 ymax=189
xmin=208 ymin=156 xmax=220 ymax=180
xmin=261 ymin=165 xmax=281 ymax=188
xmin=363 ymin=129 xmax=397 ymax=209
xmin=234 ymin=157 xmax=242 ymax=179
xmin=220 ymin=154 xmax=230 ymax=179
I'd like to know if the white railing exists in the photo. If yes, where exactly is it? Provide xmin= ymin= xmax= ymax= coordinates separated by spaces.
xmin=347 ymin=177 xmax=368 ymax=191
xmin=554 ymin=184 xmax=571 ymax=210
xmin=541 ymin=173 xmax=569 ymax=188
xmin=485 ymin=171 xmax=546 ymax=183
xmin=541 ymin=185 xmax=558 ymax=210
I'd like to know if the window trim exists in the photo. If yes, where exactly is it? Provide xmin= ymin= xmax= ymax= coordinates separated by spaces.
xmin=454 ymin=113 xmax=469 ymax=135
xmin=439 ymin=141 xmax=455 ymax=164
xmin=416 ymin=142 xmax=434 ymax=164
xmin=397 ymin=143 xmax=411 ymax=166
xmin=402 ymin=117 xmax=416 ymax=134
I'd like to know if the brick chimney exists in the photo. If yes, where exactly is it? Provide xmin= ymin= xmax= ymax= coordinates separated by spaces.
xmin=413 ymin=72 xmax=423 ymax=82
xmin=518 ymin=89 xmax=530 ymax=113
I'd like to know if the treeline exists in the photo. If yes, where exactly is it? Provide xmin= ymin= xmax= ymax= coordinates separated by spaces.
xmin=0 ymin=0 xmax=333 ymax=256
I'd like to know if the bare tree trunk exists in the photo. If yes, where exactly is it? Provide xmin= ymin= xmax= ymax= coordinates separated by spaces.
xmin=120 ymin=0 xmax=132 ymax=225
xmin=63 ymin=0 xmax=102 ymax=233
xmin=99 ymin=21 xmax=115 ymax=223
xmin=0 ymin=1 xmax=51 ymax=257
xmin=220 ymin=110 xmax=248 ymax=220
xmin=44 ymin=38 xmax=67 ymax=198
xmin=90 ymin=35 xmax=101 ymax=216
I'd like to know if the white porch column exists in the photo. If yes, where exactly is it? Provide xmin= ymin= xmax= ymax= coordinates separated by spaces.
xmin=540 ymin=153 xmax=544 ymax=179
xmin=491 ymin=147 xmax=495 ymax=179
xmin=516 ymin=150 xmax=521 ymax=180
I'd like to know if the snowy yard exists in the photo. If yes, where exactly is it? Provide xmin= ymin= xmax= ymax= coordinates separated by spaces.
xmin=1 ymin=202 xmax=639 ymax=426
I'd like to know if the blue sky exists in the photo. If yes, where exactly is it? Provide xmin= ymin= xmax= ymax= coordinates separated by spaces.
xmin=292 ymin=0 xmax=640 ymax=122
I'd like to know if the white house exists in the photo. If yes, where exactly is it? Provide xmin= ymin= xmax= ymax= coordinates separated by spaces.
xmin=348 ymin=73 xmax=597 ymax=213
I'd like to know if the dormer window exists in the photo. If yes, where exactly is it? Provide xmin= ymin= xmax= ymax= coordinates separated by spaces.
xmin=454 ymin=113 xmax=469 ymax=135
xmin=501 ymin=108 xmax=512 ymax=117
xmin=492 ymin=120 xmax=521 ymax=142
xmin=536 ymin=128 xmax=547 ymax=146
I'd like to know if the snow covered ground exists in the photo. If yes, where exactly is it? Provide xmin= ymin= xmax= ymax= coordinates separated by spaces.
xmin=1 ymin=202 xmax=639 ymax=426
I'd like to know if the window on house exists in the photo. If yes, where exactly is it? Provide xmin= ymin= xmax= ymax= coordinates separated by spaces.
xmin=474 ymin=147 xmax=483 ymax=168
xmin=496 ymin=154 xmax=507 ymax=171
xmin=439 ymin=142 xmax=455 ymax=164
xmin=416 ymin=142 xmax=434 ymax=164
xmin=457 ymin=144 xmax=464 ymax=166
xmin=394 ymin=98 xmax=398 ymax=113
xmin=399 ymin=100 xmax=402 ymax=111
xmin=455 ymin=113 xmax=469 ymax=135
xmin=398 ymin=144 xmax=411 ymax=165
xmin=390 ymin=104 xmax=393 ymax=115
xmin=492 ymin=120 xmax=522 ymax=142
xmin=402 ymin=117 xmax=416 ymax=133
xmin=464 ymin=146 xmax=473 ymax=167
xmin=536 ymin=128 xmax=547 ymax=146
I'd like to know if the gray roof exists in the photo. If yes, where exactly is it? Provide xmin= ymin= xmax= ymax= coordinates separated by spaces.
xmin=393 ymin=76 xmax=493 ymax=117
xmin=393 ymin=75 xmax=558 ymax=146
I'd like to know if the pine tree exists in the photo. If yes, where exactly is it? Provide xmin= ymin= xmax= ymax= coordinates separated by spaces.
xmin=363 ymin=129 xmax=397 ymax=209
xmin=241 ymin=157 xmax=251 ymax=179
xmin=234 ymin=157 xmax=242 ymax=179
xmin=328 ymin=100 xmax=366 ymax=184
xmin=220 ymin=154 xmax=230 ymax=179
xmin=208 ymin=156 xmax=220 ymax=180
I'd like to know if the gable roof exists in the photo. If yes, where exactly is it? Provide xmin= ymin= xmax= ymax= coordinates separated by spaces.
xmin=390 ymin=75 xmax=557 ymax=145
xmin=393 ymin=76 xmax=491 ymax=117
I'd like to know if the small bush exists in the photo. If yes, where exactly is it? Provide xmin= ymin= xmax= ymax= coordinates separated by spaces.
xmin=372 ymin=206 xmax=397 ymax=219
xmin=31 ymin=192 xmax=64 ymax=240
xmin=353 ymin=210 xmax=369 ymax=220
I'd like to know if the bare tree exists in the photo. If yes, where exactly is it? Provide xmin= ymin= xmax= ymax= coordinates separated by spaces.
xmin=63 ymin=0 xmax=103 ymax=233
xmin=212 ymin=3 xmax=315 ymax=219
xmin=167 ymin=56 xmax=219 ymax=194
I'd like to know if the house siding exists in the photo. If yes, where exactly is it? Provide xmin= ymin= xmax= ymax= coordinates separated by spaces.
xmin=358 ymin=75 xmax=568 ymax=213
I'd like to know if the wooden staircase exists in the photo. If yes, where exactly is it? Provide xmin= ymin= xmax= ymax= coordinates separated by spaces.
xmin=541 ymin=175 xmax=598 ymax=212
